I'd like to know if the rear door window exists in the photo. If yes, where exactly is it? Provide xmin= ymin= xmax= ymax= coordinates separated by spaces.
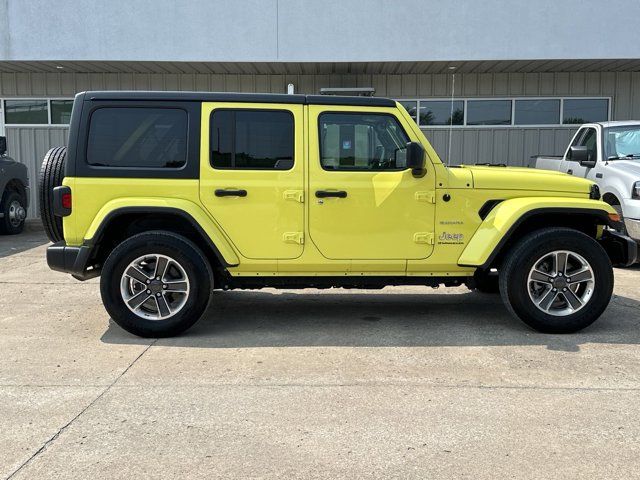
xmin=210 ymin=110 xmax=294 ymax=170
xmin=87 ymin=107 xmax=188 ymax=168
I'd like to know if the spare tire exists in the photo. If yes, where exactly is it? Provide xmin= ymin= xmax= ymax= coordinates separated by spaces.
xmin=39 ymin=146 xmax=67 ymax=242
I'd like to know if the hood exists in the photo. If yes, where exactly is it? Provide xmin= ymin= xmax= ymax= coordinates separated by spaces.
xmin=460 ymin=165 xmax=592 ymax=195
xmin=0 ymin=155 xmax=18 ymax=165
xmin=606 ymin=159 xmax=640 ymax=179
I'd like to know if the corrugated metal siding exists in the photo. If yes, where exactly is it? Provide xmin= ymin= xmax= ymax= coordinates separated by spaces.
xmin=423 ymin=128 xmax=577 ymax=166
xmin=5 ymin=127 xmax=69 ymax=218
xmin=1 ymin=70 xmax=639 ymax=218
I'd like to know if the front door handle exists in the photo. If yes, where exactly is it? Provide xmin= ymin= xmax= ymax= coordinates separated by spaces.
xmin=215 ymin=189 xmax=247 ymax=197
xmin=315 ymin=190 xmax=347 ymax=198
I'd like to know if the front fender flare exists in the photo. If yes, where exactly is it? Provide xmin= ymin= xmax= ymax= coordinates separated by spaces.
xmin=458 ymin=197 xmax=616 ymax=268
xmin=85 ymin=197 xmax=240 ymax=266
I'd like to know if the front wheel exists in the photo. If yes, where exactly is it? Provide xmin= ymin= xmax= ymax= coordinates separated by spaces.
xmin=499 ymin=228 xmax=614 ymax=333
xmin=100 ymin=231 xmax=213 ymax=337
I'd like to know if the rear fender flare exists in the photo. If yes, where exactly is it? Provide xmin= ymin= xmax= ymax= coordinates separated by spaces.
xmin=85 ymin=198 xmax=240 ymax=266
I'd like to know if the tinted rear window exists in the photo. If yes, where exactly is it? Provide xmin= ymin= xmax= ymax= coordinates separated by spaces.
xmin=87 ymin=108 xmax=188 ymax=168
xmin=210 ymin=110 xmax=294 ymax=170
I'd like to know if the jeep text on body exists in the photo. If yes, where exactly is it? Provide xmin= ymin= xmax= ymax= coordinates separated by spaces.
xmin=40 ymin=92 xmax=637 ymax=337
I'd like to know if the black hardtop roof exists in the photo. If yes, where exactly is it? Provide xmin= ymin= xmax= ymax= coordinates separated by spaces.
xmin=80 ymin=91 xmax=396 ymax=108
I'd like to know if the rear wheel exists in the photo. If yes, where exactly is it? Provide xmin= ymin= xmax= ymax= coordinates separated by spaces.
xmin=39 ymin=146 xmax=67 ymax=242
xmin=100 ymin=231 xmax=213 ymax=337
xmin=0 ymin=191 xmax=27 ymax=234
xmin=499 ymin=228 xmax=614 ymax=333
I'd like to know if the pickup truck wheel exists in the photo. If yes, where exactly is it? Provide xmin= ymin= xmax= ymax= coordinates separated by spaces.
xmin=499 ymin=228 xmax=613 ymax=333
xmin=100 ymin=231 xmax=213 ymax=338
xmin=0 ymin=191 xmax=27 ymax=234
xmin=39 ymin=146 xmax=67 ymax=242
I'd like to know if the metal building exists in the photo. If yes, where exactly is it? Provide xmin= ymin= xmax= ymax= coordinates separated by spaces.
xmin=1 ymin=0 xmax=640 ymax=218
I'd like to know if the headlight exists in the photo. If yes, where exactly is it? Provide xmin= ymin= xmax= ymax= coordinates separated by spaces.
xmin=633 ymin=181 xmax=640 ymax=199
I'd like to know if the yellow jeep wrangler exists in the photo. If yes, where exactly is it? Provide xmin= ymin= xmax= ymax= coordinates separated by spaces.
xmin=40 ymin=91 xmax=637 ymax=337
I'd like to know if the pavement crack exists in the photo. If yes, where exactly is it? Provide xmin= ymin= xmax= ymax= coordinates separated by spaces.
xmin=4 ymin=339 xmax=157 ymax=480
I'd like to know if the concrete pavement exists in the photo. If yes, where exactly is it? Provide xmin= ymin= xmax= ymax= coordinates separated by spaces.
xmin=1 ymin=228 xmax=640 ymax=479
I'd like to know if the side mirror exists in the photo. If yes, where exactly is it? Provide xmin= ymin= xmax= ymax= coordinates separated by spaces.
xmin=0 ymin=136 xmax=6 ymax=155
xmin=569 ymin=145 xmax=596 ymax=167
xmin=580 ymin=158 xmax=597 ymax=168
xmin=406 ymin=141 xmax=426 ymax=177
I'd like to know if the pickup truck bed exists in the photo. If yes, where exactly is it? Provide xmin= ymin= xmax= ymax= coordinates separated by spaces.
xmin=530 ymin=155 xmax=562 ymax=170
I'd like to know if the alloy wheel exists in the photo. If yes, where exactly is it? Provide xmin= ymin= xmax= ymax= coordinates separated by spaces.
xmin=527 ymin=250 xmax=595 ymax=316
xmin=120 ymin=254 xmax=190 ymax=320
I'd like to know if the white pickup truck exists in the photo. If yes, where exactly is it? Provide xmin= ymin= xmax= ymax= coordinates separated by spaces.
xmin=533 ymin=121 xmax=640 ymax=243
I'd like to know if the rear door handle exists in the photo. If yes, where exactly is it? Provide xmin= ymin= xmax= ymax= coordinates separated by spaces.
xmin=315 ymin=190 xmax=347 ymax=198
xmin=215 ymin=189 xmax=247 ymax=197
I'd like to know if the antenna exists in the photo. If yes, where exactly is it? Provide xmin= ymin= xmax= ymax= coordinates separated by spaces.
xmin=446 ymin=66 xmax=456 ymax=167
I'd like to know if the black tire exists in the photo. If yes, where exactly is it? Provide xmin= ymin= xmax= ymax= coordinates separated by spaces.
xmin=0 ymin=191 xmax=27 ymax=234
xmin=499 ymin=228 xmax=614 ymax=334
xmin=100 ymin=231 xmax=213 ymax=338
xmin=39 ymin=146 xmax=67 ymax=242
xmin=471 ymin=268 xmax=500 ymax=294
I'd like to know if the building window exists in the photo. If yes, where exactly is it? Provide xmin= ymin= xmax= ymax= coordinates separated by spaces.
xmin=398 ymin=101 xmax=417 ymax=123
xmin=50 ymin=100 xmax=74 ymax=124
xmin=514 ymin=99 xmax=560 ymax=125
xmin=419 ymin=100 xmax=464 ymax=126
xmin=562 ymin=98 xmax=609 ymax=124
xmin=3 ymin=98 xmax=74 ymax=125
xmin=467 ymin=100 xmax=512 ymax=126
xmin=210 ymin=110 xmax=294 ymax=170
xmin=397 ymin=97 xmax=609 ymax=128
xmin=4 ymin=100 xmax=48 ymax=124
xmin=87 ymin=107 xmax=188 ymax=168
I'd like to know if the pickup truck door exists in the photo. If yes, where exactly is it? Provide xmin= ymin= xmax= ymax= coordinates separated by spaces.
xmin=307 ymin=105 xmax=436 ymax=263
xmin=199 ymin=102 xmax=305 ymax=260
xmin=561 ymin=127 xmax=597 ymax=178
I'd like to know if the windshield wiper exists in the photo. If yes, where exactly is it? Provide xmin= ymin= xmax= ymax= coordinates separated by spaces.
xmin=607 ymin=154 xmax=640 ymax=160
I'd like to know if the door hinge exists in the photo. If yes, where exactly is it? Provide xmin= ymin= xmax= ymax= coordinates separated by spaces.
xmin=413 ymin=232 xmax=434 ymax=245
xmin=415 ymin=191 xmax=436 ymax=204
xmin=283 ymin=190 xmax=304 ymax=203
xmin=283 ymin=232 xmax=304 ymax=245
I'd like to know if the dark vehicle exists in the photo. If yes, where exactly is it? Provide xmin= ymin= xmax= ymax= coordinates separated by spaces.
xmin=0 ymin=136 xmax=29 ymax=234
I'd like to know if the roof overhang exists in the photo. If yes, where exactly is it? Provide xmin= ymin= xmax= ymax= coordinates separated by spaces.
xmin=1 ymin=59 xmax=639 ymax=75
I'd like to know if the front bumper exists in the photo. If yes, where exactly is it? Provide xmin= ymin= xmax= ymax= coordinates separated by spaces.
xmin=46 ymin=241 xmax=99 ymax=280
xmin=624 ymin=218 xmax=640 ymax=242
xmin=599 ymin=230 xmax=638 ymax=267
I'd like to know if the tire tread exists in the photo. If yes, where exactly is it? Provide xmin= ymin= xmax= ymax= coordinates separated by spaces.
xmin=39 ymin=146 xmax=67 ymax=242
xmin=499 ymin=227 xmax=614 ymax=333
xmin=100 ymin=230 xmax=213 ymax=338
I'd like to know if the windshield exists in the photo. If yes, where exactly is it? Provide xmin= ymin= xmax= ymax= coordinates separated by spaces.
xmin=605 ymin=126 xmax=640 ymax=159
